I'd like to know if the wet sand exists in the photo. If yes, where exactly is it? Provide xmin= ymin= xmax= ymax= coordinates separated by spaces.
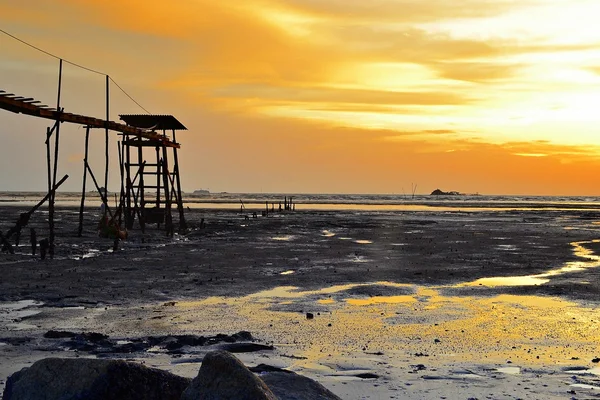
xmin=2 ymin=205 xmax=600 ymax=398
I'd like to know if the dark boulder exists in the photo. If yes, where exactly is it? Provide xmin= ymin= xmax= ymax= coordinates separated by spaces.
xmin=181 ymin=350 xmax=277 ymax=400
xmin=260 ymin=371 xmax=342 ymax=400
xmin=2 ymin=357 xmax=190 ymax=400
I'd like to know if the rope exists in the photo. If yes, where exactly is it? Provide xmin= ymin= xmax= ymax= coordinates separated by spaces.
xmin=1 ymin=28 xmax=151 ymax=114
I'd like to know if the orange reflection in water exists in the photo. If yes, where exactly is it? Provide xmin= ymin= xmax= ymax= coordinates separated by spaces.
xmin=462 ymin=239 xmax=600 ymax=287
xmin=168 ymin=282 xmax=600 ymax=371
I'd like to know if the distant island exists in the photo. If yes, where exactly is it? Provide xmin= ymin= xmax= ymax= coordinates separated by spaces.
xmin=192 ymin=189 xmax=210 ymax=195
xmin=430 ymin=189 xmax=462 ymax=196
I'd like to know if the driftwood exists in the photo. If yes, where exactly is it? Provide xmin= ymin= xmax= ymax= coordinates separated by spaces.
xmin=1 ymin=174 xmax=69 ymax=254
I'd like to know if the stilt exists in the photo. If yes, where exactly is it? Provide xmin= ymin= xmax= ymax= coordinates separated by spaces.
xmin=117 ymin=142 xmax=124 ymax=227
xmin=171 ymin=130 xmax=186 ymax=231
xmin=137 ymin=141 xmax=145 ymax=232
xmin=161 ymin=144 xmax=172 ymax=236
xmin=123 ymin=135 xmax=132 ymax=228
xmin=104 ymin=75 xmax=109 ymax=205
xmin=49 ymin=59 xmax=63 ymax=259
xmin=78 ymin=126 xmax=90 ymax=236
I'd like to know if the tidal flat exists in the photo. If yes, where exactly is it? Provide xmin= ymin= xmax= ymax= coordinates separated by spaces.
xmin=2 ymin=206 xmax=600 ymax=399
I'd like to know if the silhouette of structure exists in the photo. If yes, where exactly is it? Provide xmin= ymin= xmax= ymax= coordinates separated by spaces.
xmin=0 ymin=88 xmax=187 ymax=256
xmin=119 ymin=114 xmax=187 ymax=233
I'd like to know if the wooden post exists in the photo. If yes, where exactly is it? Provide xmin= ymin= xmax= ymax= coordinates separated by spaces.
xmin=77 ymin=126 xmax=90 ymax=237
xmin=137 ymin=142 xmax=145 ymax=232
xmin=117 ymin=141 xmax=124 ymax=228
xmin=104 ymin=75 xmax=109 ymax=205
xmin=124 ymin=135 xmax=132 ymax=228
xmin=161 ymin=144 xmax=172 ymax=236
xmin=45 ymin=127 xmax=52 ymax=203
xmin=49 ymin=59 xmax=63 ymax=259
xmin=171 ymin=130 xmax=186 ymax=231
xmin=155 ymin=146 xmax=161 ymax=209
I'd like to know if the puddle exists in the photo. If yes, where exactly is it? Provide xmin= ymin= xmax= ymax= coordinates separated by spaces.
xmin=280 ymin=270 xmax=295 ymax=275
xmin=321 ymin=230 xmax=336 ymax=237
xmin=81 ymin=249 xmax=101 ymax=259
xmin=272 ymin=235 xmax=295 ymax=241
xmin=346 ymin=295 xmax=416 ymax=306
xmin=350 ymin=256 xmax=371 ymax=263
xmin=469 ymin=276 xmax=549 ymax=287
xmin=354 ymin=240 xmax=373 ymax=244
xmin=571 ymin=383 xmax=600 ymax=390
xmin=565 ymin=367 xmax=600 ymax=375
xmin=497 ymin=366 xmax=521 ymax=375
xmin=0 ymin=300 xmax=43 ymax=331
xmin=317 ymin=299 xmax=335 ymax=304
xmin=165 ymin=282 xmax=600 ymax=373
xmin=497 ymin=244 xmax=518 ymax=251
xmin=462 ymin=239 xmax=600 ymax=287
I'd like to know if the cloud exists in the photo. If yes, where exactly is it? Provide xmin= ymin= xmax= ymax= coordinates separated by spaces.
xmin=275 ymin=0 xmax=526 ymax=24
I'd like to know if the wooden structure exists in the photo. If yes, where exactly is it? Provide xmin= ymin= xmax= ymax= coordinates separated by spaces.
xmin=0 ymin=89 xmax=187 ymax=252
xmin=119 ymin=114 xmax=187 ymax=233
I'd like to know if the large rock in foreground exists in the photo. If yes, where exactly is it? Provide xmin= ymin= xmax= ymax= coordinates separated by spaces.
xmin=3 ymin=358 xmax=191 ymax=400
xmin=181 ymin=350 xmax=277 ymax=400
xmin=260 ymin=371 xmax=341 ymax=400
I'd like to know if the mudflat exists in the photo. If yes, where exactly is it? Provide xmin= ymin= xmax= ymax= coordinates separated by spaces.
xmin=2 ymin=205 xmax=600 ymax=398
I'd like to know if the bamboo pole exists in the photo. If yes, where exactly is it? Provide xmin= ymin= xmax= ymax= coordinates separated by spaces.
xmin=78 ymin=126 xmax=91 ymax=237
xmin=104 ymin=75 xmax=109 ymax=206
xmin=49 ymin=59 xmax=63 ymax=259
xmin=171 ymin=130 xmax=186 ymax=231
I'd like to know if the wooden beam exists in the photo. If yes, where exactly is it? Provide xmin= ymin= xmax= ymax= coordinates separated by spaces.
xmin=0 ymin=95 xmax=180 ymax=148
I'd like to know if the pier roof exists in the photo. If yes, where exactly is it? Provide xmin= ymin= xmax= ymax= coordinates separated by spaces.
xmin=119 ymin=114 xmax=187 ymax=131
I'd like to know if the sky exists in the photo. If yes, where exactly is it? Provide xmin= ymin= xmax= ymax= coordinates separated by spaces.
xmin=2 ymin=0 xmax=600 ymax=195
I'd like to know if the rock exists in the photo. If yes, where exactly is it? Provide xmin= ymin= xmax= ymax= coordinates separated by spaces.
xmin=354 ymin=373 xmax=378 ymax=379
xmin=430 ymin=189 xmax=461 ymax=196
xmin=219 ymin=342 xmax=274 ymax=353
xmin=260 ymin=371 xmax=342 ymax=400
xmin=3 ymin=357 xmax=190 ymax=400
xmin=306 ymin=313 xmax=314 ymax=319
xmin=231 ymin=331 xmax=253 ymax=341
xmin=181 ymin=350 xmax=277 ymax=400
xmin=43 ymin=330 xmax=77 ymax=339
xmin=249 ymin=364 xmax=291 ymax=374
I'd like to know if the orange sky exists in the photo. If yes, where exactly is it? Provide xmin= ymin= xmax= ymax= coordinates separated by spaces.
xmin=2 ymin=0 xmax=600 ymax=195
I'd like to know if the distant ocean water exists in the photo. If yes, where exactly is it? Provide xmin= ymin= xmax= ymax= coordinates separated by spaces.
xmin=1 ymin=191 xmax=600 ymax=212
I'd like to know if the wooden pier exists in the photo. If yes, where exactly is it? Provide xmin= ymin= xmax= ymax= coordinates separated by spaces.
xmin=0 ymin=89 xmax=188 ymax=257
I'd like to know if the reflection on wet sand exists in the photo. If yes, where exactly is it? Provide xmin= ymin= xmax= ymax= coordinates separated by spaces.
xmin=462 ymin=239 xmax=600 ymax=287
xmin=171 ymin=281 xmax=600 ymax=371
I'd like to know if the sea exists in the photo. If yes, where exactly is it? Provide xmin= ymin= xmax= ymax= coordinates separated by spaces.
xmin=1 ymin=191 xmax=600 ymax=212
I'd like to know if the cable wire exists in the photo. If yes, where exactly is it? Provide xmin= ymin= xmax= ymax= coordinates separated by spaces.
xmin=109 ymin=77 xmax=151 ymax=114
xmin=1 ymin=28 xmax=150 ymax=114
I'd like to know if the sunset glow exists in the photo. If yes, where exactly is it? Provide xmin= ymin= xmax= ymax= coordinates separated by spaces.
xmin=2 ymin=0 xmax=600 ymax=194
